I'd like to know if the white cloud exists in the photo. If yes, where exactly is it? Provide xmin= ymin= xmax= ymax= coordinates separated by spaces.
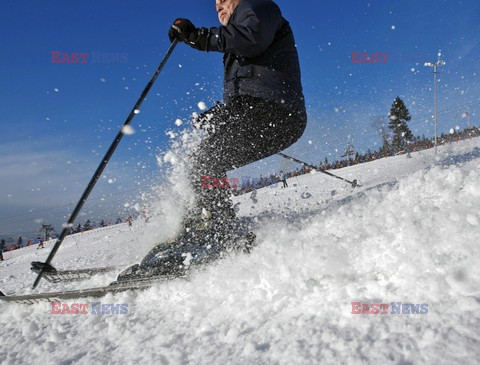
xmin=0 ymin=142 xmax=141 ymax=236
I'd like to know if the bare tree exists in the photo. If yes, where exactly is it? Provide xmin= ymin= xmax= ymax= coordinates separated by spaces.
xmin=371 ymin=115 xmax=391 ymax=156
xmin=342 ymin=143 xmax=355 ymax=166
xmin=40 ymin=224 xmax=55 ymax=241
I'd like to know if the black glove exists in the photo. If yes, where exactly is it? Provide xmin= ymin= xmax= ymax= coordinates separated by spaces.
xmin=168 ymin=18 xmax=195 ymax=42
xmin=168 ymin=18 xmax=210 ymax=51
xmin=186 ymin=27 xmax=210 ymax=51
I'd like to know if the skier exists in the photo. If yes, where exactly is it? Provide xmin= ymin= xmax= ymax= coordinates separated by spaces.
xmin=172 ymin=0 xmax=305 ymax=226
xmin=0 ymin=239 xmax=5 ymax=261
xmin=120 ymin=0 xmax=307 ymax=279
xmin=280 ymin=171 xmax=288 ymax=188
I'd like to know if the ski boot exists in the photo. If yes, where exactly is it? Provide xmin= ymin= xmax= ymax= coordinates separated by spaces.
xmin=116 ymin=209 xmax=255 ymax=282
xmin=116 ymin=209 xmax=223 ymax=281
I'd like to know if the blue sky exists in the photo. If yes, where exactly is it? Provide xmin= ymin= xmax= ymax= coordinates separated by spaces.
xmin=1 ymin=0 xmax=479 ymax=238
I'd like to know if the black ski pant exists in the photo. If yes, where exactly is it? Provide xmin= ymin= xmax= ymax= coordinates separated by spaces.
xmin=189 ymin=95 xmax=306 ymax=221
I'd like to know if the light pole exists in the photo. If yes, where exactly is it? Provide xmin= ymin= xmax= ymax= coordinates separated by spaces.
xmin=424 ymin=59 xmax=445 ymax=154
xmin=463 ymin=112 xmax=471 ymax=129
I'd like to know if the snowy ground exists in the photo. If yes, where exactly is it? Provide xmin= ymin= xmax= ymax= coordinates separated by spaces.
xmin=1 ymin=137 xmax=480 ymax=364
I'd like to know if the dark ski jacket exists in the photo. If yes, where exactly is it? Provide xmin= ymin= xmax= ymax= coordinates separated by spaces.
xmin=206 ymin=0 xmax=306 ymax=121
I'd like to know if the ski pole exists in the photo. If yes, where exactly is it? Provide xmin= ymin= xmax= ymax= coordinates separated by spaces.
xmin=32 ymin=39 xmax=179 ymax=289
xmin=277 ymin=152 xmax=360 ymax=188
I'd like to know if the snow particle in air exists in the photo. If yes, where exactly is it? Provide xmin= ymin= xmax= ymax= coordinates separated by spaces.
xmin=122 ymin=125 xmax=135 ymax=135
xmin=166 ymin=131 xmax=177 ymax=139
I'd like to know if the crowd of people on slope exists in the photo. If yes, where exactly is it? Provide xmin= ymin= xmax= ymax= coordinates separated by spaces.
xmin=69 ymin=216 xmax=133 ymax=235
xmin=0 ymin=236 xmax=46 ymax=256
xmin=0 ymin=216 xmax=134 ymax=255
xmin=232 ymin=126 xmax=480 ymax=195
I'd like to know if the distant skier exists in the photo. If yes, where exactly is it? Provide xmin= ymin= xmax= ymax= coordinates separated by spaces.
xmin=280 ymin=171 xmax=288 ymax=188
xmin=121 ymin=0 xmax=307 ymax=279
xmin=0 ymin=239 xmax=5 ymax=260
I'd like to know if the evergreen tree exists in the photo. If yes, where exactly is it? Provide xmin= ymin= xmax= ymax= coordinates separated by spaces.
xmin=388 ymin=97 xmax=413 ymax=152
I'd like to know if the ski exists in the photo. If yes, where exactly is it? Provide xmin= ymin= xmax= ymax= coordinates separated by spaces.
xmin=30 ymin=261 xmax=117 ymax=283
xmin=0 ymin=275 xmax=184 ymax=304
xmin=0 ymin=231 xmax=257 ymax=305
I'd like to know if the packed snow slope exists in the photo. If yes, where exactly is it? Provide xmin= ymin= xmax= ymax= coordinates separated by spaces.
xmin=1 ymin=137 xmax=480 ymax=364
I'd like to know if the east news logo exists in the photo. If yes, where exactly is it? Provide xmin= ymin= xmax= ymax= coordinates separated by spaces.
xmin=51 ymin=51 xmax=128 ymax=64
xmin=351 ymin=302 xmax=429 ymax=314
xmin=51 ymin=302 xmax=128 ymax=314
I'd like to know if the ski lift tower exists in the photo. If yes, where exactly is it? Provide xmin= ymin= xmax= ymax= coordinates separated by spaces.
xmin=424 ymin=58 xmax=446 ymax=154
